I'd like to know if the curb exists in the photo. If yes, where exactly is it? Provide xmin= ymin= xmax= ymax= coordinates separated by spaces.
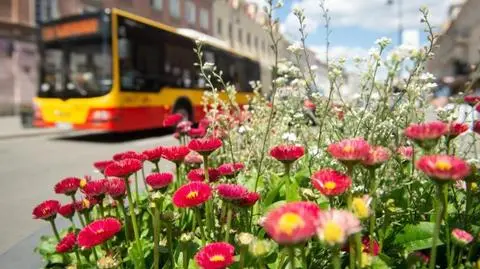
xmin=0 ymin=129 xmax=73 ymax=140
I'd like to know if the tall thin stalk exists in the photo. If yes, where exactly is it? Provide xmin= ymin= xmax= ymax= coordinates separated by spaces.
xmin=124 ymin=176 xmax=145 ymax=268
xmin=203 ymin=155 xmax=214 ymax=236
xmin=70 ymin=194 xmax=86 ymax=227
xmin=331 ymin=247 xmax=341 ymax=269
xmin=49 ymin=219 xmax=61 ymax=242
xmin=224 ymin=204 xmax=233 ymax=242
xmin=429 ymin=183 xmax=447 ymax=269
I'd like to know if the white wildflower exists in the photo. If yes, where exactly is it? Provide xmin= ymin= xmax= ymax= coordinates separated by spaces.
xmin=287 ymin=42 xmax=303 ymax=54
xmin=282 ymin=132 xmax=297 ymax=142
xmin=274 ymin=77 xmax=288 ymax=87
xmin=375 ymin=37 xmax=392 ymax=48
xmin=202 ymin=62 xmax=215 ymax=71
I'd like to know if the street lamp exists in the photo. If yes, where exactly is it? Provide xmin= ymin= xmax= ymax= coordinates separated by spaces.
xmin=387 ymin=0 xmax=404 ymax=46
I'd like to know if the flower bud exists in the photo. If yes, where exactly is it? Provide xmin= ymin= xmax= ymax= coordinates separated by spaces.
xmin=249 ymin=239 xmax=273 ymax=258
xmin=97 ymin=255 xmax=121 ymax=269
xmin=451 ymin=228 xmax=473 ymax=246
xmin=236 ymin=232 xmax=254 ymax=246
xmin=160 ymin=211 xmax=176 ymax=222
xmin=180 ymin=233 xmax=193 ymax=243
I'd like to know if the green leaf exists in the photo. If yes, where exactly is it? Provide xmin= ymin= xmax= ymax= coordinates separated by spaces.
xmin=371 ymin=256 xmax=391 ymax=269
xmin=393 ymin=222 xmax=442 ymax=252
xmin=263 ymin=175 xmax=284 ymax=208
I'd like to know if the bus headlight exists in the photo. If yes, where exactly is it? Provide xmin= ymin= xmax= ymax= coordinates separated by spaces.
xmin=90 ymin=110 xmax=113 ymax=122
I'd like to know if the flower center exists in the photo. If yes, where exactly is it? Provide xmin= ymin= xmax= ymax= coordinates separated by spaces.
xmin=435 ymin=160 xmax=452 ymax=171
xmin=186 ymin=191 xmax=199 ymax=199
xmin=278 ymin=212 xmax=305 ymax=235
xmin=209 ymin=255 xmax=225 ymax=262
xmin=95 ymin=228 xmax=105 ymax=235
xmin=352 ymin=198 xmax=369 ymax=219
xmin=324 ymin=181 xmax=337 ymax=190
xmin=343 ymin=145 xmax=354 ymax=153
xmin=82 ymin=199 xmax=90 ymax=209
xmin=80 ymin=179 xmax=87 ymax=188
xmin=323 ymin=221 xmax=344 ymax=244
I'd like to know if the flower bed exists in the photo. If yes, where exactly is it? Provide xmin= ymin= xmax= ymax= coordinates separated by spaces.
xmin=32 ymin=3 xmax=480 ymax=269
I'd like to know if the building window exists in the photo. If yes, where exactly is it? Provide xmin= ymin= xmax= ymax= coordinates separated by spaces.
xmin=199 ymin=8 xmax=209 ymax=30
xmin=169 ymin=0 xmax=180 ymax=18
xmin=217 ymin=18 xmax=222 ymax=35
xmin=238 ymin=28 xmax=243 ymax=43
xmin=185 ymin=1 xmax=196 ymax=24
xmin=39 ymin=0 xmax=59 ymax=22
xmin=151 ymin=0 xmax=163 ymax=10
xmin=246 ymin=33 xmax=251 ymax=47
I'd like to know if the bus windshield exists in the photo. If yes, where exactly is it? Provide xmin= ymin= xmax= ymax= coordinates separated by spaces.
xmin=38 ymin=37 xmax=112 ymax=98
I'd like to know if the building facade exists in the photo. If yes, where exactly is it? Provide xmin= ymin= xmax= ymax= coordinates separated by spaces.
xmin=428 ymin=0 xmax=480 ymax=79
xmin=0 ymin=0 xmax=38 ymax=116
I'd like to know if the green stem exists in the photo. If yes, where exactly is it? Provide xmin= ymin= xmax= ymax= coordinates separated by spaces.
xmin=125 ymin=177 xmax=144 ymax=267
xmin=92 ymin=246 xmax=99 ymax=261
xmin=225 ymin=205 xmax=233 ymax=243
xmin=288 ymin=247 xmax=296 ymax=269
xmin=74 ymin=248 xmax=82 ymax=266
xmin=332 ymin=247 xmax=341 ymax=269
xmin=166 ymin=222 xmax=175 ymax=266
xmin=153 ymin=206 xmax=160 ymax=269
xmin=155 ymin=162 xmax=160 ymax=173
xmin=448 ymin=245 xmax=455 ymax=269
xmin=444 ymin=185 xmax=451 ymax=268
xmin=328 ymin=196 xmax=334 ymax=209
xmin=465 ymin=181 xmax=472 ymax=229
xmin=176 ymin=163 xmax=182 ymax=190
xmin=134 ymin=172 xmax=140 ymax=206
xmin=195 ymin=208 xmax=206 ymax=245
xmin=284 ymin=163 xmax=294 ymax=202
xmin=49 ymin=219 xmax=60 ymax=242
xmin=239 ymin=246 xmax=247 ymax=269
xmin=368 ymin=169 xmax=377 ymax=256
xmin=117 ymin=200 xmax=131 ymax=241
xmin=182 ymin=242 xmax=189 ymax=269
xmin=98 ymin=201 xmax=105 ymax=218
xmin=70 ymin=194 xmax=86 ymax=227
xmin=301 ymin=246 xmax=308 ymax=269
xmin=203 ymin=156 xmax=214 ymax=235
xmin=141 ymin=167 xmax=148 ymax=192
xmin=69 ymin=218 xmax=77 ymax=231
xmin=355 ymin=233 xmax=362 ymax=268
xmin=429 ymin=183 xmax=447 ymax=269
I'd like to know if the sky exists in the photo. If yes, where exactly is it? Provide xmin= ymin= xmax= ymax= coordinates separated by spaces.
xmin=246 ymin=0 xmax=452 ymax=62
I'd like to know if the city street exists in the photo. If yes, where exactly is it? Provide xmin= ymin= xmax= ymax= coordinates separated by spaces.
xmin=0 ymin=128 xmax=177 ymax=258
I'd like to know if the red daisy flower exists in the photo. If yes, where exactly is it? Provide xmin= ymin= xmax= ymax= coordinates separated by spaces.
xmin=269 ymin=145 xmax=305 ymax=163
xmin=142 ymin=146 xmax=164 ymax=163
xmin=416 ymin=155 xmax=470 ymax=181
xmin=238 ymin=192 xmax=260 ymax=207
xmin=33 ymin=200 xmax=60 ymax=220
xmin=187 ymin=168 xmax=221 ymax=182
xmin=189 ymin=127 xmax=206 ymax=138
xmin=104 ymin=159 xmax=143 ymax=178
xmin=188 ymin=137 xmax=223 ymax=155
xmin=304 ymin=99 xmax=316 ymax=110
xmin=199 ymin=117 xmax=211 ymax=129
xmin=195 ymin=242 xmax=235 ymax=269
xmin=93 ymin=160 xmax=115 ymax=173
xmin=184 ymin=151 xmax=204 ymax=165
xmin=54 ymin=177 xmax=81 ymax=196
xmin=447 ymin=122 xmax=469 ymax=139
xmin=107 ymin=177 xmax=127 ymax=199
xmin=311 ymin=169 xmax=352 ymax=196
xmin=113 ymin=151 xmax=146 ymax=162
xmin=74 ymin=196 xmax=98 ymax=213
xmin=361 ymin=236 xmax=380 ymax=256
xmin=162 ymin=146 xmax=191 ymax=164
xmin=58 ymin=203 xmax=76 ymax=219
xmin=327 ymin=138 xmax=371 ymax=164
xmin=146 ymin=172 xmax=174 ymax=190
xmin=362 ymin=146 xmax=391 ymax=167
xmin=474 ymin=120 xmax=480 ymax=135
xmin=163 ymin=113 xmax=184 ymax=127
xmin=216 ymin=184 xmax=249 ymax=201
xmin=177 ymin=121 xmax=193 ymax=134
xmin=452 ymin=228 xmax=474 ymax=245
xmin=217 ymin=163 xmax=245 ymax=177
xmin=262 ymin=201 xmax=321 ymax=245
xmin=172 ymin=182 xmax=212 ymax=208
xmin=82 ymin=179 xmax=108 ymax=198
xmin=404 ymin=121 xmax=448 ymax=149
xmin=464 ymin=95 xmax=480 ymax=106
xmin=396 ymin=146 xmax=413 ymax=160
xmin=77 ymin=217 xmax=122 ymax=249
xmin=56 ymin=232 xmax=77 ymax=253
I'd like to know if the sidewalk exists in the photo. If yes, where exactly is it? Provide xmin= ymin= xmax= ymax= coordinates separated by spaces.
xmin=0 ymin=116 xmax=72 ymax=140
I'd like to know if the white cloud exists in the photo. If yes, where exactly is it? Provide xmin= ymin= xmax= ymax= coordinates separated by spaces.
xmin=310 ymin=45 xmax=370 ymax=63
xmin=281 ymin=0 xmax=450 ymax=39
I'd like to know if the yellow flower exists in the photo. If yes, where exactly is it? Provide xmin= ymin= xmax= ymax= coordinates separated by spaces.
xmin=360 ymin=253 xmax=373 ymax=268
xmin=352 ymin=195 xmax=371 ymax=220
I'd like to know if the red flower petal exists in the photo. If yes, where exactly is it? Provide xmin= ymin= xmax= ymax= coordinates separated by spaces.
xmin=33 ymin=200 xmax=60 ymax=220
xmin=56 ymin=232 xmax=77 ymax=253
xmin=54 ymin=177 xmax=81 ymax=196
xmin=77 ymin=218 xmax=122 ymax=249
xmin=173 ymin=182 xmax=212 ymax=208
xmin=195 ymin=242 xmax=235 ymax=269
xmin=270 ymin=145 xmax=305 ymax=163
xmin=146 ymin=172 xmax=174 ymax=190
xmin=311 ymin=169 xmax=352 ymax=196
xmin=104 ymin=159 xmax=143 ymax=178
xmin=188 ymin=138 xmax=223 ymax=155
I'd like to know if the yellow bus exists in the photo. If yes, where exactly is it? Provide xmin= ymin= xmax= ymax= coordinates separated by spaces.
xmin=33 ymin=8 xmax=259 ymax=132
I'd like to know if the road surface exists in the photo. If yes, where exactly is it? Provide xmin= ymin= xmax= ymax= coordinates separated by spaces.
xmin=0 ymin=129 xmax=177 ymax=258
